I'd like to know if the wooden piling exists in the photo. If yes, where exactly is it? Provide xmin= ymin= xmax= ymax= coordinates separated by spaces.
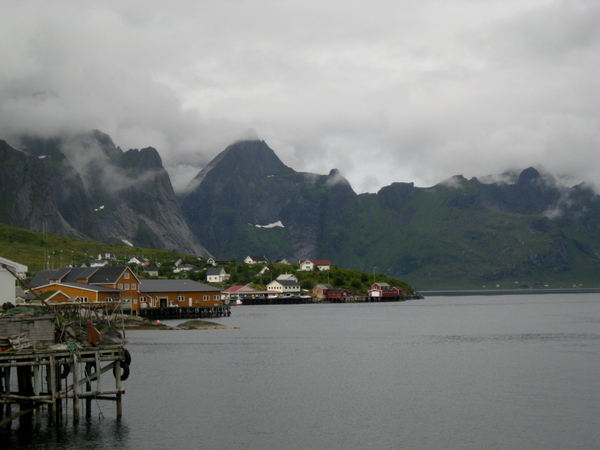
xmin=0 ymin=346 xmax=128 ymax=427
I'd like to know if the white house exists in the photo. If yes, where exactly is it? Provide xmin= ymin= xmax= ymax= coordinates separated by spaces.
xmin=128 ymin=256 xmax=150 ymax=265
xmin=244 ymin=255 xmax=268 ymax=265
xmin=267 ymin=279 xmax=301 ymax=296
xmin=298 ymin=259 xmax=331 ymax=271
xmin=173 ymin=264 xmax=196 ymax=274
xmin=0 ymin=256 xmax=28 ymax=305
xmin=206 ymin=267 xmax=230 ymax=283
xmin=257 ymin=265 xmax=272 ymax=276
xmin=89 ymin=259 xmax=110 ymax=267
xmin=207 ymin=257 xmax=233 ymax=266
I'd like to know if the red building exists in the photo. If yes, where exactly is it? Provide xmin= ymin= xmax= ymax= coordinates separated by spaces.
xmin=367 ymin=283 xmax=404 ymax=302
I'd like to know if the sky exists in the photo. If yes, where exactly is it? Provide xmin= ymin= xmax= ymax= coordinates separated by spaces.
xmin=0 ymin=0 xmax=598 ymax=193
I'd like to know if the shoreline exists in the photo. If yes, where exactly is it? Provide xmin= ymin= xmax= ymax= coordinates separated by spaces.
xmin=421 ymin=288 xmax=600 ymax=296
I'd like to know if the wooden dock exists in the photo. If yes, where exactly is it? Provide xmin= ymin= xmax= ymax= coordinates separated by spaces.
xmin=0 ymin=345 xmax=129 ymax=426
xmin=134 ymin=305 xmax=231 ymax=320
xmin=241 ymin=296 xmax=310 ymax=305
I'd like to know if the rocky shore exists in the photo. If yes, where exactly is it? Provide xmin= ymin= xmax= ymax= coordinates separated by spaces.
xmin=116 ymin=314 xmax=238 ymax=330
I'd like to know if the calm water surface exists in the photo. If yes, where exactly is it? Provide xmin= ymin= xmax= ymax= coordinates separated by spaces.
xmin=3 ymin=294 xmax=600 ymax=449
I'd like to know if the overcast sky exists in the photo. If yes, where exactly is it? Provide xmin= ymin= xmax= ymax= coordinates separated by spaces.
xmin=1 ymin=0 xmax=598 ymax=193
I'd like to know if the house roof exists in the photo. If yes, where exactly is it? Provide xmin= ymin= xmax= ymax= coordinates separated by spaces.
xmin=209 ymin=257 xmax=232 ymax=263
xmin=29 ymin=269 xmax=68 ymax=287
xmin=30 ymin=266 xmax=135 ymax=288
xmin=300 ymin=259 xmax=331 ymax=266
xmin=222 ymin=285 xmax=257 ymax=294
xmin=314 ymin=284 xmax=334 ymax=290
xmin=277 ymin=273 xmax=298 ymax=281
xmin=0 ymin=256 xmax=28 ymax=275
xmin=246 ymin=255 xmax=268 ymax=262
xmin=269 ymin=279 xmax=300 ymax=287
xmin=139 ymin=280 xmax=221 ymax=293
xmin=206 ymin=267 xmax=225 ymax=275
xmin=326 ymin=288 xmax=350 ymax=294
xmin=89 ymin=266 xmax=132 ymax=284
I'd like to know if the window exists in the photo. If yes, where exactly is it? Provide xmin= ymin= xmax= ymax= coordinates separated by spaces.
xmin=106 ymin=297 xmax=113 ymax=302
xmin=203 ymin=295 xmax=209 ymax=301
xmin=125 ymin=284 xmax=130 ymax=290
xmin=131 ymin=283 xmax=136 ymax=290
xmin=140 ymin=296 xmax=146 ymax=302
xmin=214 ymin=295 xmax=220 ymax=300
xmin=178 ymin=295 xmax=184 ymax=302
xmin=118 ymin=284 xmax=123 ymax=290
xmin=125 ymin=273 xmax=130 ymax=279
xmin=133 ymin=298 xmax=138 ymax=304
xmin=80 ymin=297 xmax=88 ymax=303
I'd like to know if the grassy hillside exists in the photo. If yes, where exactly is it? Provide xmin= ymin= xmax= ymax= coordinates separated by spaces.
xmin=338 ymin=180 xmax=600 ymax=290
xmin=0 ymin=222 xmax=184 ymax=272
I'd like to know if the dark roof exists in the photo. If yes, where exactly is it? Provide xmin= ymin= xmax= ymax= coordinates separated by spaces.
xmin=29 ymin=270 xmax=58 ymax=288
xmin=327 ymin=288 xmax=349 ymax=294
xmin=89 ymin=266 xmax=127 ymax=284
xmin=248 ymin=255 xmax=268 ymax=262
xmin=62 ymin=267 xmax=99 ymax=283
xmin=139 ymin=280 xmax=221 ymax=293
xmin=206 ymin=267 xmax=224 ymax=275
xmin=272 ymin=279 xmax=300 ymax=287
xmin=50 ymin=267 xmax=72 ymax=281
xmin=29 ymin=266 xmax=131 ymax=288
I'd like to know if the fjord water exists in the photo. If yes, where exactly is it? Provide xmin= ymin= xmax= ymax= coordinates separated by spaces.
xmin=5 ymin=294 xmax=600 ymax=449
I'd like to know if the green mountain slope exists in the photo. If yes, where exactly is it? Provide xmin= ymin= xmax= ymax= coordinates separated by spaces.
xmin=180 ymin=141 xmax=600 ymax=290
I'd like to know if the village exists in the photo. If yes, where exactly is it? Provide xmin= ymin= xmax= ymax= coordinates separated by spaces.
xmin=2 ymin=253 xmax=410 ymax=316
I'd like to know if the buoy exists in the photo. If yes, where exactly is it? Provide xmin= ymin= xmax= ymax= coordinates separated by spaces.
xmin=122 ymin=348 xmax=132 ymax=366
xmin=60 ymin=363 xmax=70 ymax=379
xmin=156 ymin=320 xmax=161 ymax=323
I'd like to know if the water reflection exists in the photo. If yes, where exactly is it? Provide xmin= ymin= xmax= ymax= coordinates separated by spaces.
xmin=1 ymin=410 xmax=130 ymax=449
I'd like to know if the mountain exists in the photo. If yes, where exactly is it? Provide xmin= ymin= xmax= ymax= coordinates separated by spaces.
xmin=3 ymin=131 xmax=600 ymax=289
xmin=180 ymin=140 xmax=600 ymax=289
xmin=179 ymin=139 xmax=356 ymax=260
xmin=10 ymin=131 xmax=210 ymax=256
xmin=0 ymin=139 xmax=74 ymax=236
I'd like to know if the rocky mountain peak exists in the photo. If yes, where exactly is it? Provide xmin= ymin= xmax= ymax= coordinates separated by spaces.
xmin=518 ymin=167 xmax=542 ymax=185
xmin=184 ymin=139 xmax=292 ymax=193
xmin=122 ymin=147 xmax=163 ymax=171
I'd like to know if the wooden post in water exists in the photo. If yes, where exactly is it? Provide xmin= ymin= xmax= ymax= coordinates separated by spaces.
xmin=72 ymin=354 xmax=80 ymax=422
xmin=49 ymin=355 xmax=57 ymax=423
xmin=95 ymin=352 xmax=101 ymax=395
xmin=115 ymin=359 xmax=122 ymax=420
xmin=32 ymin=364 xmax=41 ymax=425
xmin=85 ymin=361 xmax=92 ymax=418
xmin=4 ymin=365 xmax=11 ymax=423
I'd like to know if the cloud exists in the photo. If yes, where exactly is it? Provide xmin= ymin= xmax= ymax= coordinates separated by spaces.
xmin=0 ymin=0 xmax=598 ymax=194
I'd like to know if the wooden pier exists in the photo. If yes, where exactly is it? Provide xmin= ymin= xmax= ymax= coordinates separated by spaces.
xmin=241 ymin=296 xmax=310 ymax=305
xmin=365 ymin=296 xmax=406 ymax=302
xmin=0 ymin=345 xmax=129 ymax=426
xmin=134 ymin=305 xmax=231 ymax=320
